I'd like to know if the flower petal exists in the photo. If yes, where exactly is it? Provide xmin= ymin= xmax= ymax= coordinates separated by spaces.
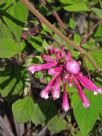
xmin=77 ymin=74 xmax=102 ymax=93
xmin=28 ymin=62 xmax=57 ymax=74
xmin=52 ymin=76 xmax=61 ymax=100
xmin=73 ymin=75 xmax=90 ymax=108
xmin=62 ymin=79 xmax=70 ymax=112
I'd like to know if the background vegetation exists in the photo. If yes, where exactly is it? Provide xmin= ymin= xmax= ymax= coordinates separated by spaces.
xmin=0 ymin=0 xmax=102 ymax=135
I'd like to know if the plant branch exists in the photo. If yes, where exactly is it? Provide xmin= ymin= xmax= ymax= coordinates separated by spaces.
xmin=80 ymin=20 xmax=101 ymax=47
xmin=40 ymin=0 xmax=68 ymax=32
xmin=21 ymin=0 xmax=101 ymax=72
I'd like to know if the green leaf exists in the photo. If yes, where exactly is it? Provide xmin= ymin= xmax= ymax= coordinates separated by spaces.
xmin=47 ymin=115 xmax=67 ymax=133
xmin=63 ymin=2 xmax=89 ymax=12
xmin=42 ymin=40 xmax=48 ymax=51
xmin=31 ymin=102 xmax=46 ymax=125
xmin=71 ymin=91 xmax=102 ymax=136
xmin=0 ymin=20 xmax=13 ymax=40
xmin=60 ymin=0 xmax=80 ymax=4
xmin=90 ymin=49 xmax=102 ymax=68
xmin=0 ymin=39 xmax=23 ymax=58
xmin=0 ymin=61 xmax=27 ymax=97
xmin=12 ymin=98 xmax=57 ymax=125
xmin=94 ymin=24 xmax=102 ymax=38
xmin=38 ymin=100 xmax=57 ymax=122
xmin=84 ymin=57 xmax=95 ymax=71
xmin=73 ymin=132 xmax=83 ymax=136
xmin=3 ymin=1 xmax=28 ymax=42
xmin=84 ymin=48 xmax=102 ymax=70
xmin=74 ymin=34 xmax=81 ymax=45
xmin=30 ymin=37 xmax=44 ymax=53
xmin=12 ymin=96 xmax=35 ymax=123
xmin=32 ymin=100 xmax=57 ymax=125
xmin=69 ymin=18 xmax=76 ymax=29
xmin=92 ymin=8 xmax=102 ymax=19
xmin=42 ymin=24 xmax=53 ymax=34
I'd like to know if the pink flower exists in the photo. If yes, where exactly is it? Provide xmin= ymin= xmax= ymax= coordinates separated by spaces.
xmin=62 ymin=78 xmax=70 ymax=111
xmin=77 ymin=74 xmax=102 ymax=93
xmin=28 ymin=46 xmax=102 ymax=112
xmin=28 ymin=62 xmax=57 ymax=74
xmin=40 ymin=74 xmax=58 ymax=99
xmin=72 ymin=75 xmax=90 ymax=108
xmin=52 ymin=76 xmax=61 ymax=100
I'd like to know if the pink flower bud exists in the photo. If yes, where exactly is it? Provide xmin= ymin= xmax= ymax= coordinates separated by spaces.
xmin=65 ymin=60 xmax=80 ymax=75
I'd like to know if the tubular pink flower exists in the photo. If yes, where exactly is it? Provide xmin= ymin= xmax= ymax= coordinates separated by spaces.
xmin=48 ymin=66 xmax=62 ymax=75
xmin=41 ymin=54 xmax=56 ymax=63
xmin=62 ymin=79 xmax=70 ymax=112
xmin=77 ymin=74 xmax=102 ymax=94
xmin=65 ymin=60 xmax=80 ymax=75
xmin=52 ymin=76 xmax=61 ymax=100
xmin=40 ymin=74 xmax=58 ymax=99
xmin=73 ymin=75 xmax=90 ymax=108
xmin=28 ymin=62 xmax=57 ymax=74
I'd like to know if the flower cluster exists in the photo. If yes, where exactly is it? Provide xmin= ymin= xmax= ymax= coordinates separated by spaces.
xmin=28 ymin=46 xmax=102 ymax=112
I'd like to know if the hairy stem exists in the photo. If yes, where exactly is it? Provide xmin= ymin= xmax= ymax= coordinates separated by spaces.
xmin=21 ymin=0 xmax=101 ymax=72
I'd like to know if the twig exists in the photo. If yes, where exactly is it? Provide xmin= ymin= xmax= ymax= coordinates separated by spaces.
xmin=40 ymin=0 xmax=68 ymax=31
xmin=20 ymin=0 xmax=101 ymax=72
xmin=80 ymin=20 xmax=101 ymax=47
